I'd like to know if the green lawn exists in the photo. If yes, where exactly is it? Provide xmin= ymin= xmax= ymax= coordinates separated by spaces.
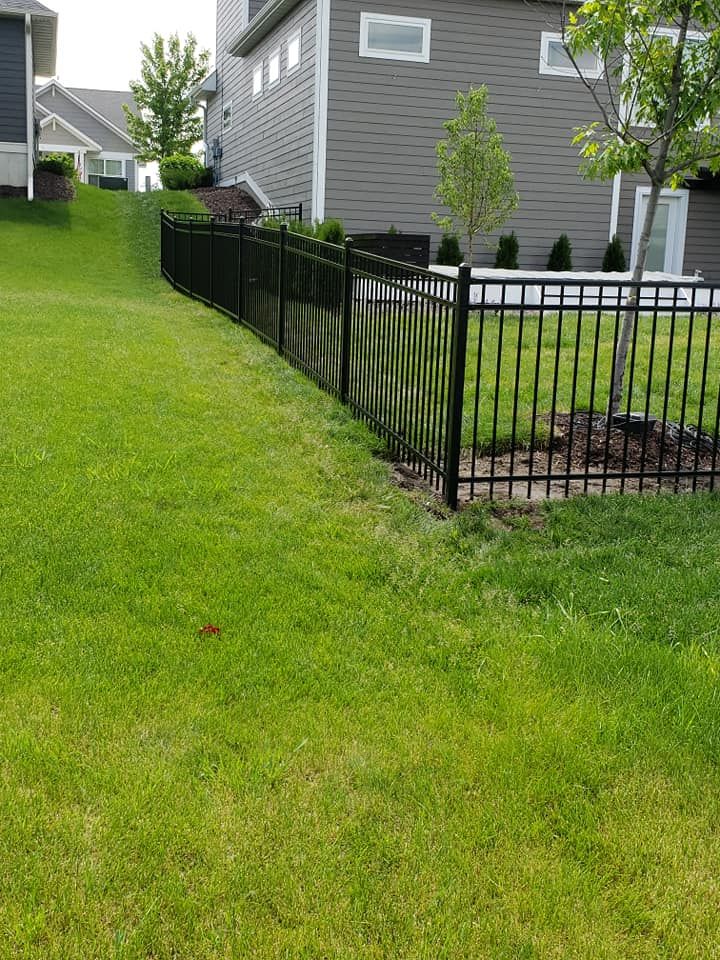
xmin=2 ymin=185 xmax=720 ymax=958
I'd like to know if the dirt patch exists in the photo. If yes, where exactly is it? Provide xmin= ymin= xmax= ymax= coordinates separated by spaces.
xmin=192 ymin=186 xmax=260 ymax=221
xmin=460 ymin=412 xmax=719 ymax=501
xmin=390 ymin=463 xmax=449 ymax=518
xmin=34 ymin=171 xmax=75 ymax=201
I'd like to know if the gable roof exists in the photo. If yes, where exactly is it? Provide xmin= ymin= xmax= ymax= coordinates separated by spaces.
xmin=66 ymin=87 xmax=137 ymax=134
xmin=0 ymin=0 xmax=57 ymax=75
xmin=35 ymin=80 xmax=137 ymax=148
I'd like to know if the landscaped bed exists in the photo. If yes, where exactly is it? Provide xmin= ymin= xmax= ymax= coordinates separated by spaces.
xmin=2 ymin=185 xmax=720 ymax=958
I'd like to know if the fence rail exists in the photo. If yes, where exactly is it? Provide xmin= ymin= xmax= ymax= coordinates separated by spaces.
xmin=160 ymin=210 xmax=720 ymax=507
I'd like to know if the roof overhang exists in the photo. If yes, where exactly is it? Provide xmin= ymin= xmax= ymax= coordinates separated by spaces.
xmin=191 ymin=69 xmax=217 ymax=102
xmin=227 ymin=0 xmax=302 ymax=57
xmin=39 ymin=112 xmax=102 ymax=151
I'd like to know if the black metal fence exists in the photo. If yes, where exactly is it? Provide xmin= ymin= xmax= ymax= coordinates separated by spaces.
xmin=161 ymin=210 xmax=720 ymax=506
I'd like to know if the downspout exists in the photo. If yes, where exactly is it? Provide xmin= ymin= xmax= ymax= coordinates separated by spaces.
xmin=25 ymin=14 xmax=34 ymax=201
xmin=609 ymin=171 xmax=621 ymax=239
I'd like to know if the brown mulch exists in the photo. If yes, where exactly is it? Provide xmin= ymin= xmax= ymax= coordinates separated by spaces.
xmin=460 ymin=413 xmax=719 ymax=501
xmin=191 ymin=186 xmax=260 ymax=220
xmin=34 ymin=171 xmax=75 ymax=201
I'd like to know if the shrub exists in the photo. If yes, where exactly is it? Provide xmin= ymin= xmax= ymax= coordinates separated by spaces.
xmin=36 ymin=153 xmax=76 ymax=179
xmin=315 ymin=218 xmax=345 ymax=245
xmin=197 ymin=167 xmax=215 ymax=188
xmin=602 ymin=234 xmax=627 ymax=272
xmin=388 ymin=224 xmax=398 ymax=235
xmin=495 ymin=232 xmax=519 ymax=269
xmin=435 ymin=233 xmax=464 ymax=266
xmin=547 ymin=233 xmax=573 ymax=271
xmin=159 ymin=153 xmax=204 ymax=190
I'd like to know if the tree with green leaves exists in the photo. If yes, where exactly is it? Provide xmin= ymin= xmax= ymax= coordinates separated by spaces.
xmin=562 ymin=0 xmax=720 ymax=415
xmin=123 ymin=33 xmax=211 ymax=163
xmin=433 ymin=86 xmax=519 ymax=266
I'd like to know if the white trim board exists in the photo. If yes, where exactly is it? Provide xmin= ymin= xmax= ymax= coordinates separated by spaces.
xmin=312 ymin=0 xmax=330 ymax=222
xmin=630 ymin=186 xmax=690 ymax=275
xmin=217 ymin=171 xmax=273 ymax=208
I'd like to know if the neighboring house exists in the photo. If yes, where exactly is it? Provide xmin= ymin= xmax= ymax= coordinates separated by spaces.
xmin=0 ymin=0 xmax=57 ymax=199
xmin=203 ymin=0 xmax=720 ymax=280
xmin=35 ymin=80 xmax=141 ymax=190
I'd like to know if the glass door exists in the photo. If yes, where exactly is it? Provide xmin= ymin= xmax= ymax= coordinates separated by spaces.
xmin=632 ymin=188 xmax=689 ymax=275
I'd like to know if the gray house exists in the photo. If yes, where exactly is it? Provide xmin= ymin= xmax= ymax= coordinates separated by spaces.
xmin=36 ymin=80 xmax=141 ymax=190
xmin=204 ymin=0 xmax=720 ymax=279
xmin=0 ymin=0 xmax=57 ymax=199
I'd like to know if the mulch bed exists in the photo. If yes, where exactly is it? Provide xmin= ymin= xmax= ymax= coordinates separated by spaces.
xmin=0 ymin=185 xmax=26 ymax=199
xmin=34 ymin=171 xmax=75 ymax=201
xmin=192 ymin=186 xmax=260 ymax=220
xmin=459 ymin=412 xmax=719 ymax=501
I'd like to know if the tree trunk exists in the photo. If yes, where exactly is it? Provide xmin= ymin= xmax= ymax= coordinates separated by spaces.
xmin=467 ymin=232 xmax=474 ymax=268
xmin=608 ymin=180 xmax=661 ymax=417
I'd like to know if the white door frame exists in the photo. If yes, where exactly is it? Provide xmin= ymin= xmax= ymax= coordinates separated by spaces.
xmin=631 ymin=186 xmax=690 ymax=275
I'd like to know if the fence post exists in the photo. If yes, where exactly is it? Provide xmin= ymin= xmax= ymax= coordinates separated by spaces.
xmin=444 ymin=264 xmax=471 ymax=510
xmin=277 ymin=222 xmax=288 ymax=355
xmin=209 ymin=218 xmax=215 ymax=308
xmin=188 ymin=217 xmax=194 ymax=299
xmin=298 ymin=202 xmax=303 ymax=223
xmin=236 ymin=218 xmax=244 ymax=324
xmin=340 ymin=237 xmax=354 ymax=403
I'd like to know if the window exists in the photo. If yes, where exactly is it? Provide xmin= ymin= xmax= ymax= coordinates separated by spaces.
xmin=223 ymin=101 xmax=233 ymax=131
xmin=253 ymin=63 xmax=263 ymax=97
xmin=359 ymin=12 xmax=432 ymax=63
xmin=539 ymin=32 xmax=603 ymax=78
xmin=626 ymin=28 xmax=707 ymax=127
xmin=268 ymin=49 xmax=280 ymax=85
xmin=287 ymin=30 xmax=301 ymax=72
xmin=88 ymin=157 xmax=125 ymax=177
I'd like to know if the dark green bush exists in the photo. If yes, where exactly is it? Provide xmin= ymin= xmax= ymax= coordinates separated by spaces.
xmin=315 ymin=218 xmax=345 ymax=245
xmin=197 ymin=167 xmax=215 ymax=188
xmin=159 ymin=154 xmax=204 ymax=190
xmin=495 ymin=232 xmax=519 ymax=269
xmin=547 ymin=233 xmax=573 ymax=271
xmin=602 ymin=234 xmax=627 ymax=272
xmin=436 ymin=233 xmax=464 ymax=266
xmin=36 ymin=153 xmax=76 ymax=178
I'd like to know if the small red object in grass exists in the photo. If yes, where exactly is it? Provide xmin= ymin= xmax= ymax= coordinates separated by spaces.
xmin=199 ymin=624 xmax=221 ymax=636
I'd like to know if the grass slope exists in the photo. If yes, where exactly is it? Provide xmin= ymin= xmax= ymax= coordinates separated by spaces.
xmin=0 ymin=186 xmax=720 ymax=959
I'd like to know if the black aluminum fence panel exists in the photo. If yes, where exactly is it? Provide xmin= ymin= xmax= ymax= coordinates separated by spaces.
xmin=240 ymin=225 xmax=281 ymax=347
xmin=462 ymin=279 xmax=720 ymax=501
xmin=212 ymin=221 xmax=240 ymax=319
xmin=348 ymin=251 xmax=459 ymax=491
xmin=283 ymin=231 xmax=345 ymax=394
xmin=160 ymin=210 xmax=720 ymax=506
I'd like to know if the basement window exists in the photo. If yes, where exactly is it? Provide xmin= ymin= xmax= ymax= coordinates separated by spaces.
xmin=539 ymin=32 xmax=603 ymax=78
xmin=359 ymin=13 xmax=432 ymax=63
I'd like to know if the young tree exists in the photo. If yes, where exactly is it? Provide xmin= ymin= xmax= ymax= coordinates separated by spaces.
xmin=433 ymin=86 xmax=519 ymax=266
xmin=561 ymin=0 xmax=720 ymax=415
xmin=123 ymin=33 xmax=211 ymax=162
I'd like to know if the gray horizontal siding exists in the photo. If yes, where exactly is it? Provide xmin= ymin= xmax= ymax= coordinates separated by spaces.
xmin=249 ymin=0 xmax=272 ymax=20
xmin=617 ymin=172 xmax=720 ymax=283
xmin=325 ymin=0 xmax=614 ymax=269
xmin=36 ymin=86 xmax=133 ymax=154
xmin=207 ymin=0 xmax=315 ymax=214
xmin=0 ymin=16 xmax=27 ymax=143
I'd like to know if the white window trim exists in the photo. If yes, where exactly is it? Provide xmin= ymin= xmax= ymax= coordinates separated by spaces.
xmin=287 ymin=29 xmax=302 ymax=73
xmin=268 ymin=48 xmax=281 ymax=86
xmin=630 ymin=186 xmax=690 ymax=276
xmin=88 ymin=156 xmax=127 ymax=178
xmin=539 ymin=31 xmax=603 ymax=79
xmin=252 ymin=62 xmax=264 ymax=98
xmin=359 ymin=12 xmax=432 ymax=64
xmin=223 ymin=100 xmax=233 ymax=131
